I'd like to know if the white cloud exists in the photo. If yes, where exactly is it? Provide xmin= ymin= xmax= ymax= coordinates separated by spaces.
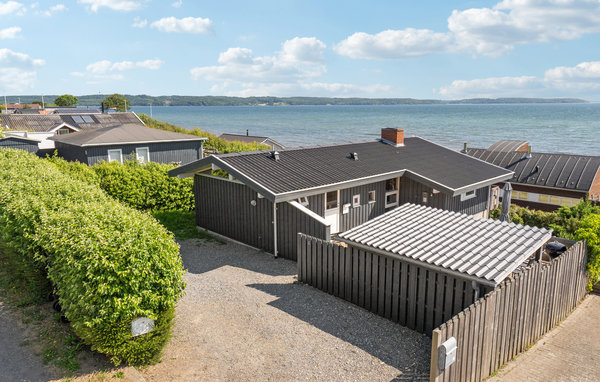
xmin=0 ymin=49 xmax=44 ymax=92
xmin=336 ymin=0 xmax=600 ymax=59
xmin=438 ymin=61 xmax=600 ymax=98
xmin=132 ymin=16 xmax=147 ymax=28
xmin=191 ymin=37 xmax=389 ymax=97
xmin=171 ymin=0 xmax=182 ymax=8
xmin=85 ymin=58 xmax=163 ymax=74
xmin=334 ymin=28 xmax=453 ymax=59
xmin=42 ymin=4 xmax=66 ymax=16
xmin=0 ymin=26 xmax=21 ymax=39
xmin=0 ymin=1 xmax=23 ymax=15
xmin=150 ymin=16 xmax=212 ymax=34
xmin=78 ymin=0 xmax=141 ymax=12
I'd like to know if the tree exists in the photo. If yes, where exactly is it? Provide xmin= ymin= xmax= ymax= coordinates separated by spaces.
xmin=32 ymin=100 xmax=43 ymax=106
xmin=54 ymin=94 xmax=79 ymax=107
xmin=103 ymin=94 xmax=131 ymax=112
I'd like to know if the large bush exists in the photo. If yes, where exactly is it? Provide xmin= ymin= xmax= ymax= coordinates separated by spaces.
xmin=46 ymin=155 xmax=194 ymax=212
xmin=491 ymin=200 xmax=600 ymax=287
xmin=0 ymin=149 xmax=185 ymax=365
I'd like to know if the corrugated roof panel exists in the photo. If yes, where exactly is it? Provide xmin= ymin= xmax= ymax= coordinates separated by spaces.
xmin=338 ymin=203 xmax=552 ymax=284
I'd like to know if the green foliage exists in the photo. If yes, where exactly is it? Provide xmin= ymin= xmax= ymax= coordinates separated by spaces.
xmin=137 ymin=113 xmax=269 ymax=153
xmin=103 ymin=94 xmax=131 ymax=112
xmin=92 ymin=160 xmax=194 ymax=211
xmin=151 ymin=211 xmax=212 ymax=241
xmin=46 ymin=154 xmax=99 ymax=184
xmin=491 ymin=200 xmax=600 ymax=287
xmin=54 ymin=94 xmax=79 ymax=107
xmin=0 ymin=149 xmax=185 ymax=365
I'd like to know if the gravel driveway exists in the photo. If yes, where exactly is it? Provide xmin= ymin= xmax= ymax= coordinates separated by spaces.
xmin=141 ymin=239 xmax=431 ymax=381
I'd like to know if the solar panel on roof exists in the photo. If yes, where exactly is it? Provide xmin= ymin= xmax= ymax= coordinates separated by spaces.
xmin=81 ymin=115 xmax=94 ymax=123
xmin=72 ymin=116 xmax=84 ymax=123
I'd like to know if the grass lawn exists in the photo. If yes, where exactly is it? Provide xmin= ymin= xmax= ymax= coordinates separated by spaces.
xmin=151 ymin=210 xmax=214 ymax=241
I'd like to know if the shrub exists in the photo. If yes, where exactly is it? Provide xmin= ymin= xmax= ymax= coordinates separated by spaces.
xmin=0 ymin=149 xmax=185 ymax=365
xmin=92 ymin=160 xmax=194 ymax=211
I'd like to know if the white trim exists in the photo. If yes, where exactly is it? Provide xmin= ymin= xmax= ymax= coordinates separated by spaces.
xmin=297 ymin=196 xmax=309 ymax=207
xmin=288 ymin=201 xmax=329 ymax=226
xmin=460 ymin=190 xmax=476 ymax=201
xmin=49 ymin=122 xmax=79 ymax=133
xmin=352 ymin=194 xmax=360 ymax=208
xmin=368 ymin=190 xmax=376 ymax=203
xmin=107 ymin=149 xmax=123 ymax=163
xmin=384 ymin=178 xmax=399 ymax=208
xmin=135 ymin=147 xmax=150 ymax=164
xmin=325 ymin=190 xmax=340 ymax=211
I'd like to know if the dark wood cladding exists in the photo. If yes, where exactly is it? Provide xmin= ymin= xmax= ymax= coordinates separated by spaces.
xmin=339 ymin=181 xmax=386 ymax=232
xmin=399 ymin=177 xmax=488 ymax=215
xmin=195 ymin=175 xmax=274 ymax=253
xmin=501 ymin=181 xmax=587 ymax=199
xmin=0 ymin=138 xmax=39 ymax=154
xmin=297 ymin=234 xmax=480 ymax=335
xmin=277 ymin=202 xmax=329 ymax=261
xmin=85 ymin=141 xmax=202 ymax=165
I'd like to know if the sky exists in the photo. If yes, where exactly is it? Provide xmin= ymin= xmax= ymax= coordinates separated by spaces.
xmin=1 ymin=0 xmax=599 ymax=100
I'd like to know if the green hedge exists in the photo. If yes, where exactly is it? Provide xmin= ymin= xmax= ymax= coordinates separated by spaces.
xmin=491 ymin=200 xmax=600 ymax=288
xmin=46 ymin=155 xmax=194 ymax=212
xmin=0 ymin=149 xmax=185 ymax=365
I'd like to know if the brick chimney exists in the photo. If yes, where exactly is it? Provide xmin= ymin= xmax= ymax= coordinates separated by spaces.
xmin=381 ymin=128 xmax=404 ymax=147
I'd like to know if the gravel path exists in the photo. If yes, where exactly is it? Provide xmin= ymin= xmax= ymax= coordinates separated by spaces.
xmin=141 ymin=239 xmax=431 ymax=382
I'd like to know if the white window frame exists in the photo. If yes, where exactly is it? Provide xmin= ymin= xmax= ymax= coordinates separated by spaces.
xmin=422 ymin=191 xmax=428 ymax=204
xmin=56 ymin=128 xmax=71 ymax=135
xmin=460 ymin=190 xmax=476 ymax=201
xmin=298 ymin=196 xmax=309 ymax=207
xmin=385 ymin=178 xmax=399 ymax=208
xmin=135 ymin=147 xmax=150 ymax=164
xmin=352 ymin=194 xmax=360 ymax=208
xmin=107 ymin=149 xmax=123 ymax=163
xmin=325 ymin=190 xmax=339 ymax=211
xmin=368 ymin=190 xmax=376 ymax=203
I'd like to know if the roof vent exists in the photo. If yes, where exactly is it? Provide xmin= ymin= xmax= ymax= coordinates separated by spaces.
xmin=271 ymin=151 xmax=280 ymax=161
xmin=525 ymin=146 xmax=532 ymax=159
xmin=350 ymin=152 xmax=359 ymax=161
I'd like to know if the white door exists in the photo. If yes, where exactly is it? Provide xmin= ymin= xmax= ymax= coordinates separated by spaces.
xmin=324 ymin=190 xmax=340 ymax=233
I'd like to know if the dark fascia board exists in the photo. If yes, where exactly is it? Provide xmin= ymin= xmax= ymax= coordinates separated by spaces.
xmin=52 ymin=137 xmax=206 ymax=147
xmin=169 ymin=156 xmax=278 ymax=201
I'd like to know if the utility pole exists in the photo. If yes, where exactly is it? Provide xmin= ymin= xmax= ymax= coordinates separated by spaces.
xmin=150 ymin=103 xmax=153 ymax=118
xmin=3 ymin=95 xmax=7 ymax=114
xmin=42 ymin=94 xmax=45 ymax=109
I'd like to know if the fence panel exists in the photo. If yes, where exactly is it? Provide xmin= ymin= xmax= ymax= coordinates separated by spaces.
xmin=430 ymin=241 xmax=588 ymax=382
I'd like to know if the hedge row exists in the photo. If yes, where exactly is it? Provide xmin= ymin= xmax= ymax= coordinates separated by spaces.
xmin=46 ymin=155 xmax=194 ymax=212
xmin=0 ymin=149 xmax=185 ymax=365
xmin=491 ymin=201 xmax=600 ymax=287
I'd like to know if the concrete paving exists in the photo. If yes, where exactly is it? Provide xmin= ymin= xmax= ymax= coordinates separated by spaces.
xmin=488 ymin=293 xmax=600 ymax=382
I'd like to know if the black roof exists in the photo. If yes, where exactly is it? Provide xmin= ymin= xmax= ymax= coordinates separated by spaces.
xmin=466 ymin=148 xmax=600 ymax=192
xmin=50 ymin=124 xmax=207 ymax=147
xmin=171 ymin=137 xmax=513 ymax=202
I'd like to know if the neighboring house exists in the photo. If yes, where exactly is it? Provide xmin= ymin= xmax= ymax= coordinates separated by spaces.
xmin=170 ymin=128 xmax=513 ymax=260
xmin=53 ymin=108 xmax=101 ymax=114
xmin=5 ymin=103 xmax=41 ymax=111
xmin=219 ymin=132 xmax=285 ymax=150
xmin=50 ymin=123 xmax=207 ymax=166
xmin=466 ymin=140 xmax=600 ymax=211
xmin=0 ymin=112 xmax=145 ymax=149
xmin=0 ymin=136 xmax=42 ymax=154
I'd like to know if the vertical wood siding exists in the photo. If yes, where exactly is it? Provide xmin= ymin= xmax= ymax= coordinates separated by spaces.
xmin=297 ymin=234 xmax=479 ymax=335
xmin=55 ymin=142 xmax=88 ymax=163
xmin=83 ymin=141 xmax=203 ymax=165
xmin=430 ymin=241 xmax=588 ymax=382
xmin=195 ymin=175 xmax=274 ymax=253
xmin=339 ymin=181 xmax=387 ymax=232
xmin=276 ymin=202 xmax=329 ymax=261
xmin=0 ymin=138 xmax=39 ymax=154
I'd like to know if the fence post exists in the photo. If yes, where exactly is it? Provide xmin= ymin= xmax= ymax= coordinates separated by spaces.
xmin=430 ymin=328 xmax=443 ymax=382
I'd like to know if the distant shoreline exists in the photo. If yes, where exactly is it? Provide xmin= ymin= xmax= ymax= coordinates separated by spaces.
xmin=3 ymin=95 xmax=588 ymax=107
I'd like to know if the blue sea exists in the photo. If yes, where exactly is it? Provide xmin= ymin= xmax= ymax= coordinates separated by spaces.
xmin=131 ymin=103 xmax=600 ymax=156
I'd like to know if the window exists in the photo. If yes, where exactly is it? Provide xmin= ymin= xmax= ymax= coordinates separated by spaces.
xmin=57 ymin=128 xmax=70 ymax=135
xmin=385 ymin=178 xmax=399 ymax=208
xmin=326 ymin=191 xmax=338 ymax=210
xmin=511 ymin=190 xmax=518 ymax=199
xmin=298 ymin=196 xmax=309 ymax=207
xmin=368 ymin=190 xmax=376 ymax=203
xmin=549 ymin=196 xmax=560 ymax=205
xmin=352 ymin=194 xmax=360 ymax=208
xmin=107 ymin=149 xmax=123 ymax=163
xmin=422 ymin=192 xmax=428 ymax=204
xmin=518 ymin=192 xmax=528 ymax=200
xmin=135 ymin=147 xmax=150 ymax=164
xmin=461 ymin=190 xmax=476 ymax=201
xmin=81 ymin=115 xmax=94 ymax=123
xmin=72 ymin=116 xmax=84 ymax=123
xmin=561 ymin=197 xmax=580 ymax=207
xmin=539 ymin=194 xmax=549 ymax=203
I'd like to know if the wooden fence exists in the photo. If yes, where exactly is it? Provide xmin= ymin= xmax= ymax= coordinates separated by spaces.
xmin=297 ymin=233 xmax=485 ymax=335
xmin=430 ymin=240 xmax=588 ymax=382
